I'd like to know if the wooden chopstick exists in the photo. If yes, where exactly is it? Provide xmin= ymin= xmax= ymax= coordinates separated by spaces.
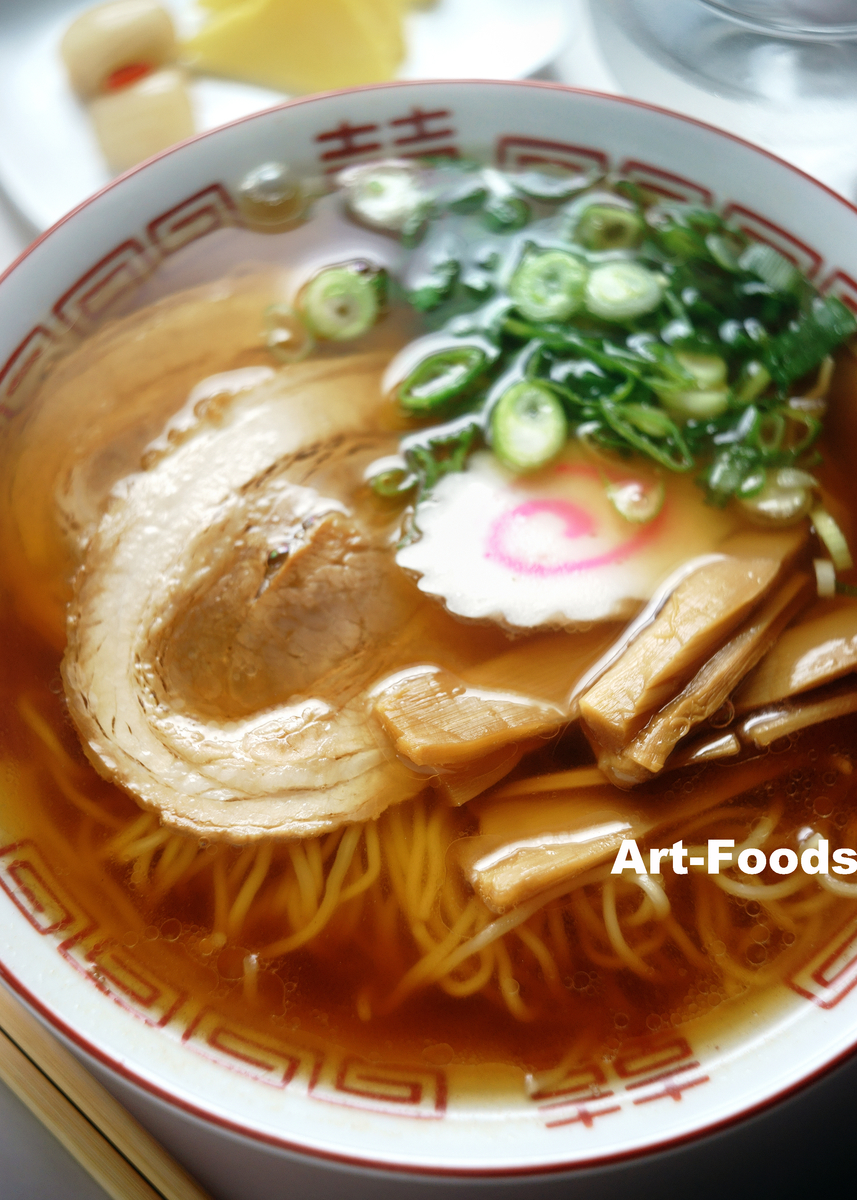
xmin=0 ymin=983 xmax=212 ymax=1200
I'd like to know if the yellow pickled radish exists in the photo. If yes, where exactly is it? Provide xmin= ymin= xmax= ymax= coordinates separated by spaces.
xmin=182 ymin=0 xmax=406 ymax=94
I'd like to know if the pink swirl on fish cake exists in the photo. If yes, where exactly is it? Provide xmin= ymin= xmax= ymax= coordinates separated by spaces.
xmin=485 ymin=471 xmax=666 ymax=578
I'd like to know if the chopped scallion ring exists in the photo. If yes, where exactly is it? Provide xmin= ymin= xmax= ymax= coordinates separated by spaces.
xmin=399 ymin=345 xmax=488 ymax=413
xmin=585 ymin=261 xmax=664 ymax=321
xmin=675 ymin=351 xmax=728 ymax=390
xmin=339 ymin=161 xmax=425 ymax=231
xmin=775 ymin=467 xmax=817 ymax=491
xmin=659 ymin=388 xmax=730 ymax=420
xmin=574 ymin=205 xmax=644 ymax=251
xmin=739 ymin=471 xmax=812 ymax=526
xmin=732 ymin=360 xmax=771 ymax=406
xmin=812 ymin=505 xmax=854 ymax=570
xmin=739 ymin=241 xmax=800 ymax=293
xmin=490 ymin=381 xmax=567 ymax=472
xmin=605 ymin=477 xmax=665 ymax=524
xmin=509 ymin=250 xmax=587 ymax=322
xmin=300 ymin=265 xmax=381 ymax=341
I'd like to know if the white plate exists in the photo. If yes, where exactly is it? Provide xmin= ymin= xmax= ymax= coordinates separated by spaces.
xmin=0 ymin=0 xmax=571 ymax=231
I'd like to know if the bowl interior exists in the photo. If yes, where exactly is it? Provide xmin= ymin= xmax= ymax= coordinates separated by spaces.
xmin=2 ymin=80 xmax=857 ymax=1176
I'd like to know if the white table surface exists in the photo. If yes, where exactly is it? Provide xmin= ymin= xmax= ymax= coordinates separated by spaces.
xmin=1 ymin=2 xmax=856 ymax=1195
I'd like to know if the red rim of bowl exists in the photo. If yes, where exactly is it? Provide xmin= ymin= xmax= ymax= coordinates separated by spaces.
xmin=2 ymin=77 xmax=857 ymax=1177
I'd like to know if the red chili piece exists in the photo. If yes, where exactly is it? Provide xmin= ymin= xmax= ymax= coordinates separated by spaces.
xmin=104 ymin=62 xmax=152 ymax=91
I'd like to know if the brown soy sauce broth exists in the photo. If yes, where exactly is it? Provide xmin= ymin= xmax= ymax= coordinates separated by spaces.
xmin=1 ymin=169 xmax=857 ymax=1083
xmin=3 ymin=591 xmax=857 ymax=1077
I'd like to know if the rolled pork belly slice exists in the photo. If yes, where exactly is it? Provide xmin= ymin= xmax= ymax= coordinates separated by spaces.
xmin=62 ymin=352 xmax=446 ymax=842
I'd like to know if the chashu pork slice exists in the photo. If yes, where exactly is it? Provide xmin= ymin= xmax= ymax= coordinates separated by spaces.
xmin=63 ymin=351 xmax=430 ymax=842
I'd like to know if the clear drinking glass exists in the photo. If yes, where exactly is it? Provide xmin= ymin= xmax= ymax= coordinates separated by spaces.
xmin=591 ymin=0 xmax=857 ymax=196
xmin=697 ymin=1 xmax=857 ymax=39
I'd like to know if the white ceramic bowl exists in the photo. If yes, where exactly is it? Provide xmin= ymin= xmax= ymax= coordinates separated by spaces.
xmin=2 ymin=79 xmax=857 ymax=1186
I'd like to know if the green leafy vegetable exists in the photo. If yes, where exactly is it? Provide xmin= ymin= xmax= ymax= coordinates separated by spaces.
xmin=331 ymin=161 xmax=856 ymax=508
xmin=398 ymin=344 xmax=491 ymax=413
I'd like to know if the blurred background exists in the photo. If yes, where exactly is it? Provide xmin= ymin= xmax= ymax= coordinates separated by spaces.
xmin=1 ymin=0 xmax=856 ymax=272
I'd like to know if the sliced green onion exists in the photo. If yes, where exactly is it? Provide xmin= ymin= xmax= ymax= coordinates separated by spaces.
xmin=573 ymin=205 xmax=644 ymax=251
xmin=705 ymin=446 xmax=760 ymax=505
xmin=364 ymin=455 xmax=417 ymax=498
xmin=739 ymin=242 xmax=800 ymax=293
xmin=402 ymin=415 xmax=482 ymax=493
xmin=408 ymin=258 xmax=459 ymax=312
xmin=814 ymin=558 xmax=836 ymax=598
xmin=732 ymin=360 xmax=771 ymax=406
xmin=341 ymin=161 xmax=425 ymax=231
xmin=737 ymin=467 xmax=767 ymax=498
xmin=659 ymin=388 xmax=730 ymax=420
xmin=812 ymin=505 xmax=854 ymax=570
xmin=585 ymin=262 xmax=664 ymax=321
xmin=621 ymin=403 xmax=677 ymax=438
xmin=370 ymin=468 xmax=417 ymax=498
xmin=656 ymin=352 xmax=729 ymax=420
xmin=490 ymin=381 xmax=567 ymax=472
xmin=509 ymin=250 xmax=587 ymax=322
xmin=600 ymin=391 xmax=694 ymax=472
xmin=739 ymin=470 xmax=812 ymax=526
xmin=399 ymin=345 xmax=488 ymax=413
xmin=766 ymin=295 xmax=857 ymax=387
xmin=483 ymin=196 xmax=530 ymax=232
xmin=445 ymin=182 xmax=489 ymax=213
xmin=776 ymin=467 xmax=817 ymax=490
xmin=263 ymin=303 xmax=314 ymax=362
xmin=675 ymin=351 xmax=728 ymax=389
xmin=301 ymin=265 xmax=380 ymax=341
xmin=705 ymin=232 xmax=744 ymax=272
xmin=605 ymin=477 xmax=665 ymax=523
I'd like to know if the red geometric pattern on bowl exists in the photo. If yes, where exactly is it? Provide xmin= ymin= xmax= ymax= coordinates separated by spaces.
xmin=0 ymin=148 xmax=841 ymax=427
xmin=62 ymin=938 xmax=187 ymax=1029
xmin=313 ymin=107 xmax=459 ymax=174
xmin=787 ymin=910 xmax=857 ymax=1009
xmin=0 ymin=128 xmax=852 ymax=1133
xmin=0 ymin=325 xmax=55 ymax=418
xmin=310 ymin=1055 xmax=448 ymax=1119
xmin=495 ymin=135 xmax=608 ymax=177
xmin=527 ymin=1032 xmax=709 ymax=1130
xmin=819 ymin=269 xmax=857 ymax=313
xmin=146 ymin=184 xmax=238 ymax=256
xmin=0 ymin=182 xmax=237 ymax=420
xmin=182 ymin=1007 xmax=325 ymax=1090
xmin=0 ymin=840 xmax=93 ymax=937
xmin=0 ymin=841 xmax=187 ymax=1028
xmin=617 ymin=160 xmax=713 ymax=206
xmin=722 ymin=203 xmax=823 ymax=277
xmin=52 ymin=239 xmax=150 ymax=327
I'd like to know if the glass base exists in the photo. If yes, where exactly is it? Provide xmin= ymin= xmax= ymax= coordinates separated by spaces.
xmin=698 ymin=0 xmax=857 ymax=41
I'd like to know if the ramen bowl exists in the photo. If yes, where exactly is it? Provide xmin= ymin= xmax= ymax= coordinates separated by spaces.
xmin=2 ymin=80 xmax=857 ymax=1194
